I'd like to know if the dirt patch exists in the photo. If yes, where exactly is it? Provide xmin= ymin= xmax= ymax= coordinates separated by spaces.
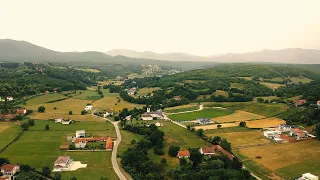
xmin=194 ymin=123 xmax=238 ymax=130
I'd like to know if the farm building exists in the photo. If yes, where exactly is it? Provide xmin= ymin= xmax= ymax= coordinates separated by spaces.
xmin=59 ymin=145 xmax=70 ymax=150
xmin=295 ymin=99 xmax=307 ymax=107
xmin=106 ymin=137 xmax=113 ymax=150
xmin=84 ymin=105 xmax=93 ymax=111
xmin=173 ymin=96 xmax=182 ymax=101
xmin=0 ymin=164 xmax=20 ymax=178
xmin=127 ymin=87 xmax=137 ymax=95
xmin=264 ymin=130 xmax=281 ymax=139
xmin=177 ymin=150 xmax=190 ymax=158
xmin=53 ymin=156 xmax=73 ymax=172
xmin=212 ymin=145 xmax=234 ymax=161
xmin=55 ymin=118 xmax=63 ymax=123
xmin=76 ymin=130 xmax=86 ymax=138
xmin=141 ymin=108 xmax=165 ymax=120
xmin=6 ymin=96 xmax=13 ymax=101
xmin=125 ymin=115 xmax=132 ymax=121
xmin=16 ymin=108 xmax=27 ymax=115
xmin=297 ymin=172 xmax=319 ymax=180
xmin=196 ymin=118 xmax=214 ymax=125
xmin=199 ymin=147 xmax=216 ymax=156
xmin=155 ymin=122 xmax=163 ymax=127
xmin=103 ymin=109 xmax=113 ymax=117
xmin=290 ymin=128 xmax=307 ymax=140
xmin=75 ymin=138 xmax=87 ymax=148
xmin=279 ymin=124 xmax=291 ymax=131
xmin=61 ymin=120 xmax=72 ymax=125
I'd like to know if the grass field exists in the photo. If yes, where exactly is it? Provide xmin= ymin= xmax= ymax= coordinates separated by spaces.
xmin=204 ymin=126 xmax=252 ymax=134
xmin=71 ymin=90 xmax=101 ymax=100
xmin=239 ymin=140 xmax=320 ymax=179
xmin=1 ymin=120 xmax=117 ymax=180
xmin=26 ymin=94 xmax=67 ymax=105
xmin=239 ymin=77 xmax=253 ymax=80
xmin=74 ymin=68 xmax=100 ymax=73
xmin=194 ymin=123 xmax=238 ymax=130
xmin=289 ymin=77 xmax=312 ymax=83
xmin=214 ymin=90 xmax=229 ymax=97
xmin=204 ymin=102 xmax=288 ymax=117
xmin=230 ymin=83 xmax=245 ymax=89
xmin=118 ymin=130 xmax=143 ymax=155
xmin=137 ymin=87 xmax=161 ymax=96
xmin=213 ymin=110 xmax=265 ymax=123
xmin=0 ymin=122 xmax=22 ymax=150
xmin=168 ymin=108 xmax=233 ymax=121
xmin=260 ymin=82 xmax=283 ymax=89
xmin=93 ymin=95 xmax=143 ymax=113
xmin=245 ymin=118 xmax=286 ymax=128
xmin=164 ymin=105 xmax=199 ymax=113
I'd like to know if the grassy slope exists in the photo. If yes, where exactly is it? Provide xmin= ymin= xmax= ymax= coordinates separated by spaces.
xmin=164 ymin=106 xmax=198 ymax=113
xmin=0 ymin=122 xmax=22 ymax=150
xmin=168 ymin=108 xmax=233 ymax=121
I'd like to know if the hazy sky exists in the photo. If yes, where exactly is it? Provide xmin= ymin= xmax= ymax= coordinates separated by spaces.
xmin=1 ymin=0 xmax=320 ymax=55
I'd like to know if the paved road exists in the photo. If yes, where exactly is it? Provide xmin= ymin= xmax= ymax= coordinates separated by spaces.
xmin=91 ymin=112 xmax=126 ymax=180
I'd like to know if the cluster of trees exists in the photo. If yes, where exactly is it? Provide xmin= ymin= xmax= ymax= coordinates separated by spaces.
xmin=280 ymin=107 xmax=320 ymax=125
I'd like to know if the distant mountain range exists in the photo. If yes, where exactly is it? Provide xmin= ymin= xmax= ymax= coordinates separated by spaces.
xmin=107 ymin=48 xmax=320 ymax=64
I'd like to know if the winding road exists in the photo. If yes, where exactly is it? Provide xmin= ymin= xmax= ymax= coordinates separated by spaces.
xmin=91 ymin=111 xmax=127 ymax=180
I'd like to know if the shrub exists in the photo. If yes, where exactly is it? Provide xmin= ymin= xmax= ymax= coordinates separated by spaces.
xmin=81 ymin=110 xmax=87 ymax=115
xmin=168 ymin=146 xmax=180 ymax=157
xmin=45 ymin=124 xmax=50 ymax=131
xmin=21 ymin=122 xmax=29 ymax=131
xmin=28 ymin=119 xmax=35 ymax=126
xmin=38 ymin=106 xmax=46 ymax=112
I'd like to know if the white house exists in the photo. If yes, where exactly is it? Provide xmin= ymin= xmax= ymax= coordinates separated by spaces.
xmin=55 ymin=118 xmax=63 ymax=123
xmin=61 ymin=120 xmax=72 ymax=125
xmin=76 ymin=130 xmax=86 ymax=138
xmin=263 ymin=130 xmax=281 ymax=139
xmin=279 ymin=124 xmax=291 ymax=131
xmin=196 ymin=118 xmax=214 ymax=125
xmin=53 ymin=156 xmax=73 ymax=172
xmin=199 ymin=147 xmax=215 ymax=156
xmin=6 ymin=96 xmax=13 ymax=101
xmin=141 ymin=114 xmax=153 ymax=120
xmin=317 ymin=100 xmax=320 ymax=108
xmin=127 ymin=87 xmax=137 ymax=95
xmin=75 ymin=138 xmax=86 ymax=148
xmin=103 ymin=110 xmax=113 ymax=117
xmin=84 ymin=105 xmax=93 ymax=111
xmin=155 ymin=122 xmax=163 ymax=127
xmin=0 ymin=164 xmax=20 ymax=178
xmin=141 ymin=108 xmax=165 ymax=120
xmin=125 ymin=115 xmax=132 ymax=121
xmin=297 ymin=173 xmax=319 ymax=180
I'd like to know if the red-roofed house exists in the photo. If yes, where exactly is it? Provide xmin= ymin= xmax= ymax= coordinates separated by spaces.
xmin=213 ymin=145 xmax=234 ymax=161
xmin=199 ymin=147 xmax=216 ymax=156
xmin=290 ymin=128 xmax=307 ymax=140
xmin=4 ymin=114 xmax=15 ymax=120
xmin=295 ymin=99 xmax=307 ymax=107
xmin=53 ymin=156 xmax=73 ymax=172
xmin=104 ymin=109 xmax=113 ymax=117
xmin=16 ymin=108 xmax=27 ymax=115
xmin=75 ymin=138 xmax=86 ymax=148
xmin=174 ymin=96 xmax=182 ymax=101
xmin=0 ymin=164 xmax=20 ymax=177
xmin=106 ymin=137 xmax=113 ymax=150
xmin=177 ymin=150 xmax=190 ymax=158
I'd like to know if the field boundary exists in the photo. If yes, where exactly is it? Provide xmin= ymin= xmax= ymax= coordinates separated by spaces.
xmin=0 ymin=130 xmax=24 ymax=153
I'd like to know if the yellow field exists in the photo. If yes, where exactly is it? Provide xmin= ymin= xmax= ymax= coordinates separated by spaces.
xmin=137 ymin=87 xmax=161 ymax=96
xmin=260 ymin=82 xmax=283 ymax=89
xmin=230 ymin=83 xmax=245 ymax=89
xmin=239 ymin=77 xmax=253 ymax=80
xmin=30 ymin=113 xmax=103 ymax=121
xmin=253 ymin=96 xmax=279 ymax=102
xmin=214 ymin=90 xmax=229 ymax=97
xmin=194 ymin=123 xmax=238 ymax=130
xmin=0 ymin=122 xmax=12 ymax=133
xmin=213 ymin=110 xmax=265 ymax=123
xmin=93 ymin=96 xmax=143 ymax=113
xmin=245 ymin=118 xmax=286 ymax=128
xmin=165 ymin=103 xmax=198 ymax=110
xmin=287 ymin=95 xmax=302 ymax=102
xmin=206 ymin=130 xmax=269 ymax=148
xmin=270 ymin=77 xmax=285 ymax=82
xmin=26 ymin=94 xmax=67 ymax=105
xmin=99 ymin=81 xmax=124 ymax=86
xmin=289 ymin=77 xmax=312 ymax=83
xmin=75 ymin=68 xmax=100 ymax=73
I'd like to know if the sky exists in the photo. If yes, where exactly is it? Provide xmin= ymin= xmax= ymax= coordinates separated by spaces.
xmin=1 ymin=0 xmax=320 ymax=56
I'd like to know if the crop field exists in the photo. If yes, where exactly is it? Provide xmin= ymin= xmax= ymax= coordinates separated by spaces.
xmin=206 ymin=130 xmax=269 ymax=148
xmin=0 ymin=122 xmax=22 ymax=150
xmin=289 ymin=77 xmax=312 ymax=83
xmin=137 ymin=87 xmax=161 ymax=96
xmin=213 ymin=110 xmax=265 ymax=123
xmin=260 ymin=82 xmax=283 ymax=89
xmin=71 ymin=90 xmax=101 ymax=100
xmin=1 ymin=120 xmax=117 ymax=180
xmin=26 ymin=94 xmax=67 ymax=105
xmin=239 ymin=140 xmax=320 ymax=179
xmin=239 ymin=77 xmax=253 ymax=80
xmin=194 ymin=123 xmax=238 ymax=130
xmin=164 ymin=105 xmax=199 ymax=113
xmin=245 ymin=118 xmax=286 ymax=128
xmin=214 ymin=90 xmax=229 ymax=97
xmin=168 ymin=108 xmax=233 ymax=121
xmin=93 ymin=95 xmax=143 ymax=113
xmin=203 ymin=102 xmax=288 ymax=117
xmin=74 ymin=68 xmax=100 ymax=73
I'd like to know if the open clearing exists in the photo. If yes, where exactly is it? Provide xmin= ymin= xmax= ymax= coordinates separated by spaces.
xmin=230 ymin=83 xmax=245 ymax=89
xmin=168 ymin=108 xmax=233 ymax=121
xmin=289 ymin=77 xmax=312 ymax=83
xmin=0 ymin=122 xmax=21 ymax=150
xmin=239 ymin=140 xmax=320 ymax=179
xmin=245 ymin=118 xmax=286 ymax=128
xmin=71 ymin=90 xmax=101 ymax=100
xmin=164 ymin=104 xmax=199 ymax=113
xmin=194 ymin=123 xmax=238 ymax=130
xmin=93 ymin=95 xmax=143 ymax=113
xmin=206 ymin=130 xmax=269 ymax=148
xmin=1 ymin=120 xmax=117 ymax=180
xmin=260 ymin=82 xmax=283 ymax=89
xmin=137 ymin=87 xmax=161 ymax=96
xmin=214 ymin=90 xmax=229 ymax=97
xmin=26 ymin=94 xmax=67 ymax=105
xmin=213 ymin=110 xmax=265 ymax=123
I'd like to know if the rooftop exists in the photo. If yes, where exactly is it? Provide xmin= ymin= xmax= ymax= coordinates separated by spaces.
xmin=0 ymin=164 xmax=18 ymax=171
xmin=54 ymin=156 xmax=71 ymax=164
xmin=106 ymin=137 xmax=113 ymax=150
xmin=178 ymin=150 xmax=190 ymax=157
xmin=201 ymin=147 xmax=215 ymax=153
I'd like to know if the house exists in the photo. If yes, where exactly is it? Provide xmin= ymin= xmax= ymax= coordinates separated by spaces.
xmin=155 ymin=122 xmax=163 ymax=127
xmin=84 ymin=105 xmax=93 ymax=111
xmin=199 ymin=147 xmax=215 ymax=156
xmin=177 ymin=150 xmax=190 ymax=158
xmin=297 ymin=173 xmax=319 ymax=180
xmin=141 ymin=114 xmax=153 ymax=120
xmin=127 ymin=87 xmax=137 ymax=95
xmin=141 ymin=108 xmax=165 ymax=120
xmin=61 ymin=120 xmax=72 ymax=125
xmin=196 ymin=118 xmax=214 ymax=125
xmin=53 ymin=156 xmax=73 ymax=172
xmin=55 ymin=118 xmax=63 ymax=123
xmin=16 ymin=108 xmax=27 ymax=115
xmin=4 ymin=114 xmax=15 ymax=120
xmin=264 ymin=130 xmax=282 ymax=139
xmin=6 ymin=96 xmax=13 ymax=101
xmin=59 ymin=144 xmax=70 ymax=150
xmin=0 ymin=97 xmax=4 ymax=102
xmin=103 ymin=109 xmax=113 ymax=117
xmin=295 ymin=99 xmax=307 ymax=107
xmin=212 ymin=145 xmax=234 ymax=161
xmin=290 ymin=128 xmax=307 ymax=140
xmin=279 ymin=124 xmax=291 ymax=131
xmin=76 ymin=130 xmax=86 ymax=138
xmin=75 ymin=138 xmax=87 ymax=148
xmin=0 ymin=164 xmax=20 ymax=177
xmin=317 ymin=100 xmax=320 ymax=108
xmin=173 ymin=96 xmax=182 ymax=101
xmin=106 ymin=137 xmax=113 ymax=150
xmin=45 ymin=91 xmax=49 ymax=94
xmin=125 ymin=115 xmax=132 ymax=121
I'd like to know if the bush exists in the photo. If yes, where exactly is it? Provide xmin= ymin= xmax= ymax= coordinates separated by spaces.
xmin=161 ymin=158 xmax=167 ymax=164
xmin=28 ymin=119 xmax=35 ymax=126
xmin=81 ymin=110 xmax=87 ymax=115
xmin=45 ymin=124 xmax=50 ymax=131
xmin=69 ymin=111 xmax=73 ymax=115
xmin=239 ymin=121 xmax=246 ymax=127
xmin=42 ymin=166 xmax=51 ymax=177
xmin=154 ymin=147 xmax=164 ymax=155
xmin=168 ymin=146 xmax=180 ymax=157
xmin=21 ymin=122 xmax=29 ymax=131
xmin=38 ymin=106 xmax=46 ymax=113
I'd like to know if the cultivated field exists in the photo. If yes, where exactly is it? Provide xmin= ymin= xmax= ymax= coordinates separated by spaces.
xmin=137 ymin=87 xmax=161 ymax=96
xmin=93 ymin=95 xmax=143 ymax=113
xmin=260 ymin=82 xmax=283 ymax=89
xmin=239 ymin=77 xmax=253 ymax=80
xmin=0 ymin=122 xmax=21 ymax=150
xmin=194 ymin=123 xmax=238 ymax=130
xmin=26 ymin=94 xmax=67 ymax=105
xmin=239 ymin=140 xmax=320 ymax=179
xmin=245 ymin=118 xmax=286 ymax=128
xmin=289 ymin=77 xmax=312 ymax=83
xmin=168 ymin=108 xmax=233 ymax=121
xmin=213 ymin=110 xmax=265 ymax=123
xmin=1 ymin=120 xmax=117 ymax=180
xmin=74 ymin=68 xmax=100 ymax=73
xmin=214 ymin=90 xmax=229 ymax=97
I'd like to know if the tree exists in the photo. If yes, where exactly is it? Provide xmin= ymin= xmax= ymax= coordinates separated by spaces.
xmin=15 ymin=171 xmax=46 ymax=180
xmin=42 ymin=166 xmax=51 ymax=177
xmin=264 ymin=99 xmax=269 ymax=103
xmin=217 ymin=124 xmax=222 ymax=128
xmin=179 ymin=158 xmax=187 ymax=166
xmin=100 ymin=178 xmax=108 ymax=180
xmin=45 ymin=124 xmax=50 ymax=131
xmin=257 ymin=98 xmax=264 ymax=103
xmin=187 ymin=125 xmax=191 ymax=130
xmin=161 ymin=157 xmax=167 ymax=164
xmin=0 ymin=158 xmax=9 ymax=166
xmin=69 ymin=111 xmax=73 ymax=115
xmin=239 ymin=121 xmax=246 ymax=127
xmin=114 ymin=116 xmax=120 ymax=121
xmin=70 ymin=177 xmax=77 ymax=180
xmin=53 ymin=172 xmax=62 ymax=180
xmin=28 ymin=119 xmax=35 ymax=126
xmin=21 ymin=122 xmax=29 ymax=131
xmin=131 ymin=139 xmax=136 ymax=145
xmin=211 ymin=136 xmax=221 ymax=145
xmin=196 ymin=129 xmax=204 ymax=137
xmin=149 ymin=124 xmax=157 ymax=131
xmin=189 ymin=148 xmax=203 ymax=167
xmin=168 ymin=146 xmax=180 ymax=157
xmin=81 ymin=110 xmax=87 ymax=115
xmin=315 ymin=123 xmax=320 ymax=140
xmin=38 ymin=106 xmax=46 ymax=112
xmin=220 ymin=139 xmax=232 ymax=153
